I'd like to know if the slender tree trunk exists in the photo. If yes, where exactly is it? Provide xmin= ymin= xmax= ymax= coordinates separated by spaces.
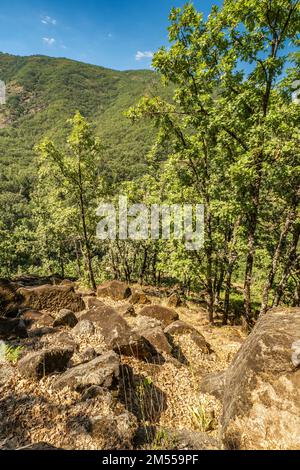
xmin=223 ymin=217 xmax=241 ymax=325
xmin=139 ymin=247 xmax=148 ymax=285
xmin=206 ymin=208 xmax=214 ymax=324
xmin=243 ymin=171 xmax=262 ymax=326
xmin=78 ymin=188 xmax=96 ymax=289
xmin=74 ymin=239 xmax=82 ymax=278
xmin=59 ymin=245 xmax=65 ymax=279
xmin=273 ymin=223 xmax=300 ymax=307
xmin=293 ymin=279 xmax=300 ymax=307
xmin=152 ymin=248 xmax=158 ymax=285
xmin=215 ymin=261 xmax=225 ymax=311
xmin=260 ymin=201 xmax=298 ymax=316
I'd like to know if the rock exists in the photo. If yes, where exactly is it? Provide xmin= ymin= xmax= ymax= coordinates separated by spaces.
xmin=47 ymin=331 xmax=78 ymax=352
xmin=28 ymin=327 xmax=55 ymax=338
xmin=53 ymin=309 xmax=78 ymax=328
xmin=199 ymin=370 xmax=226 ymax=400
xmin=53 ymin=351 xmax=120 ymax=391
xmin=79 ymin=304 xmax=117 ymax=323
xmin=291 ymin=339 xmax=300 ymax=368
xmin=190 ymin=333 xmax=212 ymax=354
xmin=164 ymin=321 xmax=211 ymax=354
xmin=88 ymin=411 xmax=138 ymax=449
xmin=221 ymin=307 xmax=300 ymax=450
xmin=0 ymin=279 xmax=19 ymax=316
xmin=83 ymin=296 xmax=105 ymax=310
xmin=16 ymin=284 xmax=85 ymax=313
xmin=18 ymin=347 xmax=73 ymax=380
xmin=79 ymin=347 xmax=97 ymax=363
xmin=134 ymin=316 xmax=172 ymax=355
xmin=129 ymin=291 xmax=151 ymax=305
xmin=82 ymin=385 xmax=105 ymax=400
xmin=0 ymin=318 xmax=27 ymax=339
xmin=97 ymin=281 xmax=132 ymax=301
xmin=139 ymin=305 xmax=179 ymax=327
xmin=80 ymin=306 xmax=157 ymax=360
xmin=116 ymin=303 xmax=136 ymax=317
xmin=164 ymin=320 xmax=196 ymax=336
xmin=22 ymin=311 xmax=55 ymax=329
xmin=72 ymin=320 xmax=95 ymax=337
xmin=167 ymin=293 xmax=182 ymax=308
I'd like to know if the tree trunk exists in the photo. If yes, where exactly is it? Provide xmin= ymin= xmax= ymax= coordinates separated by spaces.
xmin=243 ymin=171 xmax=262 ymax=326
xmin=260 ymin=201 xmax=298 ymax=316
xmin=79 ymin=189 xmax=96 ymax=290
xmin=223 ymin=217 xmax=241 ymax=325
xmin=273 ymin=223 xmax=300 ymax=307
xmin=206 ymin=209 xmax=214 ymax=324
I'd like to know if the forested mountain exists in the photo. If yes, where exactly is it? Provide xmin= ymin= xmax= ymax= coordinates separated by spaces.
xmin=0 ymin=52 xmax=159 ymax=185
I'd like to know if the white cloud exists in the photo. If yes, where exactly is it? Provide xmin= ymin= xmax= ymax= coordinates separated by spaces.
xmin=108 ymin=33 xmax=113 ymax=38
xmin=135 ymin=50 xmax=154 ymax=61
xmin=41 ymin=15 xmax=57 ymax=25
xmin=43 ymin=37 xmax=56 ymax=46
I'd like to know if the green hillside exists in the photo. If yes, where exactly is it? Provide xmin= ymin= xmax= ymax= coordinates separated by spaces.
xmin=0 ymin=52 xmax=161 ymax=191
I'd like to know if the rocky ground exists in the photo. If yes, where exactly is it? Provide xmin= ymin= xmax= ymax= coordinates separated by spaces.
xmin=0 ymin=278 xmax=299 ymax=450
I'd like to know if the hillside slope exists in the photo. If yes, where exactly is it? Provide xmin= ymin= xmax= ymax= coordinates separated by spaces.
xmin=0 ymin=52 xmax=161 ymax=193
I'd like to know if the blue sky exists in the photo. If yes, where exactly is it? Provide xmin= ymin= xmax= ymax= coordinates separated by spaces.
xmin=0 ymin=0 xmax=222 ymax=70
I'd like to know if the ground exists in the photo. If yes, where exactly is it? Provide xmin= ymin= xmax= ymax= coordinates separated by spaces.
xmin=0 ymin=284 xmax=247 ymax=450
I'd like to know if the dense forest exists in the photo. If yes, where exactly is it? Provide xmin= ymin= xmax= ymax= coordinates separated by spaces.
xmin=0 ymin=0 xmax=299 ymax=328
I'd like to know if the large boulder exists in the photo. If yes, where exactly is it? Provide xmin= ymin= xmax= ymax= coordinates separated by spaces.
xmin=41 ymin=331 xmax=79 ymax=353
xmin=165 ymin=320 xmax=211 ymax=354
xmin=0 ymin=279 xmax=19 ymax=316
xmin=18 ymin=347 xmax=73 ymax=380
xmin=164 ymin=320 xmax=196 ymax=336
xmin=53 ymin=351 xmax=120 ymax=391
xmin=72 ymin=319 xmax=95 ymax=337
xmin=16 ymin=284 xmax=85 ymax=313
xmin=21 ymin=310 xmax=54 ymax=329
xmin=199 ymin=370 xmax=226 ymax=400
xmin=80 ymin=306 xmax=157 ymax=360
xmin=116 ymin=303 xmax=136 ymax=317
xmin=221 ymin=307 xmax=300 ymax=450
xmin=53 ymin=309 xmax=78 ymax=328
xmin=97 ymin=281 xmax=131 ymax=301
xmin=139 ymin=305 xmax=179 ymax=327
xmin=83 ymin=296 xmax=105 ymax=310
xmin=0 ymin=318 xmax=27 ymax=339
xmin=133 ymin=316 xmax=172 ymax=355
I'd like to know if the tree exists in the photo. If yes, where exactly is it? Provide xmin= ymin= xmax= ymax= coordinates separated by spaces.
xmin=36 ymin=112 xmax=104 ymax=288
xmin=127 ymin=0 xmax=299 ymax=325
